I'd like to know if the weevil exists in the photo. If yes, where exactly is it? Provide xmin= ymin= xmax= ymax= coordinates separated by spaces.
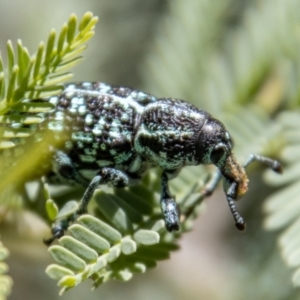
xmin=42 ymin=82 xmax=282 ymax=244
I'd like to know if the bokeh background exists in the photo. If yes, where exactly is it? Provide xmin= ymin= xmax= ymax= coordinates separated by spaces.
xmin=1 ymin=0 xmax=300 ymax=299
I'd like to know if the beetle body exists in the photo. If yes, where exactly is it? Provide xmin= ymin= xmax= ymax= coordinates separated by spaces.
xmin=38 ymin=82 xmax=281 ymax=243
xmin=45 ymin=83 xmax=245 ymax=184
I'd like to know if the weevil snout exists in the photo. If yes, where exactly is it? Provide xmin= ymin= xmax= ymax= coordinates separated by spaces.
xmin=220 ymin=153 xmax=282 ymax=231
xmin=221 ymin=154 xmax=249 ymax=199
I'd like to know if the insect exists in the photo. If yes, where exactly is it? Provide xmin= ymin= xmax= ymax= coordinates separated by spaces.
xmin=42 ymin=82 xmax=282 ymax=244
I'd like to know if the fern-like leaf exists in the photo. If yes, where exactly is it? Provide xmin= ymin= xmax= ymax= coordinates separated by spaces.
xmin=264 ymin=111 xmax=300 ymax=286
xmin=0 ymin=12 xmax=98 ymax=150
xmin=0 ymin=12 xmax=98 ymax=200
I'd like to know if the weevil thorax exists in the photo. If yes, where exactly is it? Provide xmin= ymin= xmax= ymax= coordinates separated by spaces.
xmin=195 ymin=116 xmax=249 ymax=197
xmin=134 ymin=98 xmax=211 ymax=170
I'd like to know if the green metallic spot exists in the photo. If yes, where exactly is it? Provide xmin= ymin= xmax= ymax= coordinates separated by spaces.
xmin=79 ymin=155 xmax=96 ymax=163
xmin=65 ymin=141 xmax=74 ymax=149
xmin=84 ymin=148 xmax=96 ymax=156
xmin=72 ymin=132 xmax=93 ymax=143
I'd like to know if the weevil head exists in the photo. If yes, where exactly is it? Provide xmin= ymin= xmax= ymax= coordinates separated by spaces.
xmin=196 ymin=116 xmax=249 ymax=198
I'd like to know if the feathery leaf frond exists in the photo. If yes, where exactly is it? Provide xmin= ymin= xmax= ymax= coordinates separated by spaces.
xmin=0 ymin=12 xmax=98 ymax=150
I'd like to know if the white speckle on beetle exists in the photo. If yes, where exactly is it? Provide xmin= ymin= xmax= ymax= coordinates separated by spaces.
xmin=92 ymin=127 xmax=102 ymax=136
xmin=54 ymin=111 xmax=64 ymax=121
xmin=85 ymin=114 xmax=94 ymax=125
xmin=82 ymin=82 xmax=92 ymax=88
xmin=78 ymin=105 xmax=87 ymax=116
xmin=71 ymin=97 xmax=85 ymax=106
xmin=65 ymin=91 xmax=75 ymax=99
xmin=49 ymin=96 xmax=59 ymax=105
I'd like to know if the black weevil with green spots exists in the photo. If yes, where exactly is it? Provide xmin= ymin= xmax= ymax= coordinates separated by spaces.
xmin=42 ymin=82 xmax=282 ymax=244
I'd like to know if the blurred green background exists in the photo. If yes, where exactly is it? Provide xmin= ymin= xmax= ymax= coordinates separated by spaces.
xmin=1 ymin=0 xmax=300 ymax=299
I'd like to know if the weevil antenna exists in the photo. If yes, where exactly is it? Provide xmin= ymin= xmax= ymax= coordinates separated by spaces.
xmin=226 ymin=182 xmax=246 ymax=231
xmin=244 ymin=154 xmax=282 ymax=173
xmin=202 ymin=170 xmax=222 ymax=197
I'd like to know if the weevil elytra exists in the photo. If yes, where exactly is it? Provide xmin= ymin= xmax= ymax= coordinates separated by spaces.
xmin=42 ymin=82 xmax=282 ymax=244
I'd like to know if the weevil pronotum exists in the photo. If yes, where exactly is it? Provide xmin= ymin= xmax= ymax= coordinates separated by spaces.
xmin=42 ymin=82 xmax=282 ymax=244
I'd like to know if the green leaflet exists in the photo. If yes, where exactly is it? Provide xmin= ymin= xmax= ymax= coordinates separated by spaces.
xmin=133 ymin=230 xmax=160 ymax=245
xmin=46 ymin=199 xmax=59 ymax=221
xmin=78 ymin=215 xmax=122 ymax=244
xmin=48 ymin=246 xmax=86 ymax=272
xmin=46 ymin=265 xmax=74 ymax=281
xmin=68 ymin=224 xmax=111 ymax=253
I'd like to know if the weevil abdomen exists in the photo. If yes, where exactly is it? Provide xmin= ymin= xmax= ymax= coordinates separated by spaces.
xmin=44 ymin=82 xmax=157 ymax=182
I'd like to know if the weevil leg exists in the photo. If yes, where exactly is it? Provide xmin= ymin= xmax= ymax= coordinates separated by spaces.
xmin=43 ymin=220 xmax=69 ymax=246
xmin=161 ymin=172 xmax=180 ymax=231
xmin=77 ymin=168 xmax=130 ymax=214
xmin=51 ymin=150 xmax=89 ymax=186
xmin=77 ymin=175 xmax=102 ymax=214
xmin=184 ymin=169 xmax=245 ymax=230
xmin=244 ymin=154 xmax=282 ymax=173
xmin=202 ymin=169 xmax=222 ymax=197
xmin=183 ymin=169 xmax=222 ymax=221
xmin=44 ymin=176 xmax=101 ymax=245
xmin=226 ymin=182 xmax=246 ymax=231
xmin=44 ymin=168 xmax=131 ymax=245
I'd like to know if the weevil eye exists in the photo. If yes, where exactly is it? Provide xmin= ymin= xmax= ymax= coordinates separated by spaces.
xmin=210 ymin=144 xmax=227 ymax=164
